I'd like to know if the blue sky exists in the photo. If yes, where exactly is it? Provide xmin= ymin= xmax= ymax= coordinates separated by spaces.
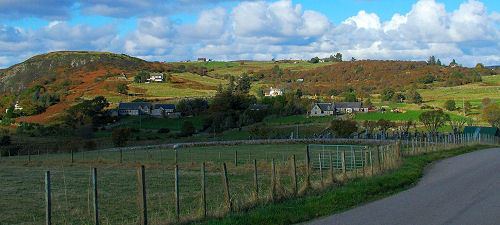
xmin=0 ymin=0 xmax=499 ymax=68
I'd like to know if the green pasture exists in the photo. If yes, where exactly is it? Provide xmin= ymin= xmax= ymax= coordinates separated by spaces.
xmin=130 ymin=83 xmax=216 ymax=98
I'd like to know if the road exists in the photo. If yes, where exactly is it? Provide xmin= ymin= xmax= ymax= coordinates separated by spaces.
xmin=307 ymin=147 xmax=500 ymax=225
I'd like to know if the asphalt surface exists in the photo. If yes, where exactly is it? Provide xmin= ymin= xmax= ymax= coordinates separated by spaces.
xmin=307 ymin=147 xmax=500 ymax=225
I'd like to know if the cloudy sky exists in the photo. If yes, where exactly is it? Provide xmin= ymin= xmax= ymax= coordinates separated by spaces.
xmin=0 ymin=0 xmax=499 ymax=68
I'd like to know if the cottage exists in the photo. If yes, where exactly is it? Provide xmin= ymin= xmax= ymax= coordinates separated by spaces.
xmin=333 ymin=102 xmax=368 ymax=113
xmin=310 ymin=103 xmax=335 ymax=116
xmin=151 ymin=104 xmax=176 ymax=117
xmin=197 ymin=58 xmax=207 ymax=62
xmin=264 ymin=87 xmax=283 ymax=97
xmin=118 ymin=102 xmax=152 ymax=116
xmin=148 ymin=72 xmax=164 ymax=82
xmin=310 ymin=102 xmax=368 ymax=116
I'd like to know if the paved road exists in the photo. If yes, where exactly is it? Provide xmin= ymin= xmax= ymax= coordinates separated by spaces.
xmin=307 ymin=147 xmax=500 ymax=225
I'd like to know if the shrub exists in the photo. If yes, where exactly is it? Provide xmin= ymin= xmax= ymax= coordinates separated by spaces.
xmin=179 ymin=121 xmax=196 ymax=137
xmin=158 ymin=128 xmax=170 ymax=134
xmin=443 ymin=100 xmax=456 ymax=111
xmin=112 ymin=128 xmax=132 ymax=147
xmin=329 ymin=119 xmax=358 ymax=138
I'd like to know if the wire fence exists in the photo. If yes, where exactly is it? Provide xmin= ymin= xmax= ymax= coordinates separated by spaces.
xmin=0 ymin=134 xmax=498 ymax=225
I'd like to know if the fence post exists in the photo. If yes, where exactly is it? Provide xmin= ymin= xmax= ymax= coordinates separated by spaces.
xmin=138 ymin=165 xmax=148 ymax=225
xmin=234 ymin=150 xmax=238 ymax=167
xmin=351 ymin=146 xmax=357 ymax=178
xmin=45 ymin=171 xmax=51 ymax=225
xmin=175 ymin=165 xmax=180 ymax=221
xmin=271 ymin=159 xmax=276 ymax=201
xmin=92 ymin=168 xmax=99 ymax=225
xmin=28 ymin=149 xmax=31 ymax=163
xmin=253 ymin=159 xmax=259 ymax=199
xmin=305 ymin=145 xmax=311 ymax=188
xmin=318 ymin=153 xmax=323 ymax=183
xmin=329 ymin=152 xmax=334 ymax=183
xmin=376 ymin=147 xmax=382 ymax=173
xmin=175 ymin=150 xmax=178 ymax=164
xmin=201 ymin=162 xmax=207 ymax=218
xmin=71 ymin=149 xmax=74 ymax=163
xmin=120 ymin=149 xmax=123 ymax=164
xmin=222 ymin=163 xmax=232 ymax=212
xmin=291 ymin=155 xmax=297 ymax=195
xmin=341 ymin=151 xmax=347 ymax=180
xmin=369 ymin=149 xmax=374 ymax=176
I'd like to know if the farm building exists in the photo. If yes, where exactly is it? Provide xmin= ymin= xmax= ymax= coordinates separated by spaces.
xmin=151 ymin=104 xmax=176 ymax=117
xmin=264 ymin=87 xmax=283 ymax=97
xmin=463 ymin=126 xmax=500 ymax=138
xmin=118 ymin=102 xmax=152 ymax=116
xmin=310 ymin=102 xmax=368 ymax=116
xmin=147 ymin=72 xmax=164 ymax=82
xmin=118 ymin=102 xmax=176 ymax=117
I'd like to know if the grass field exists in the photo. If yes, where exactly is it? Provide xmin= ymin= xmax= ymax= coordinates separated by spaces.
xmin=130 ymin=83 xmax=216 ymax=98
xmin=419 ymin=75 xmax=500 ymax=110
xmin=0 ymin=143 xmax=371 ymax=225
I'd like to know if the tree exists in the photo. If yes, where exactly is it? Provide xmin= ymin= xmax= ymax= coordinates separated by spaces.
xmin=309 ymin=57 xmax=320 ymax=63
xmin=448 ymin=118 xmax=467 ymax=134
xmin=464 ymin=101 xmax=472 ymax=115
xmin=436 ymin=59 xmax=442 ymax=66
xmin=419 ymin=110 xmax=450 ymax=134
xmin=443 ymin=100 xmax=456 ymax=111
xmin=377 ymin=119 xmax=395 ymax=135
xmin=362 ymin=120 xmax=377 ymax=136
xmin=419 ymin=74 xmax=436 ymax=84
xmin=0 ymin=135 xmax=11 ymax=146
xmin=475 ymin=63 xmax=485 ymax=69
xmin=329 ymin=119 xmax=358 ymax=138
xmin=112 ymin=128 xmax=131 ymax=147
xmin=406 ymin=88 xmax=423 ymax=104
xmin=427 ymin=56 xmax=436 ymax=65
xmin=482 ymin=104 xmax=500 ymax=128
xmin=116 ymin=83 xmax=128 ymax=95
xmin=235 ymin=73 xmax=251 ymax=94
xmin=363 ymin=98 xmax=373 ymax=108
xmin=134 ymin=71 xmax=149 ymax=83
xmin=392 ymin=93 xmax=406 ymax=103
xmin=449 ymin=59 xmax=458 ymax=67
xmin=176 ymin=98 xmax=209 ymax=116
xmin=351 ymin=57 xmax=356 ymax=62
xmin=334 ymin=52 xmax=343 ymax=62
xmin=342 ymin=92 xmax=357 ymax=102
xmin=381 ymin=88 xmax=395 ymax=101
xmin=180 ymin=121 xmax=196 ymax=137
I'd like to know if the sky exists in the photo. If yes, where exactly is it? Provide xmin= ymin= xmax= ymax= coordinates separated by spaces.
xmin=0 ymin=0 xmax=499 ymax=68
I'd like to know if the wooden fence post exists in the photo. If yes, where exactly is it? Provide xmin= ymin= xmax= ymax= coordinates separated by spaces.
xmin=318 ymin=153 xmax=323 ymax=183
xmin=369 ymin=149 xmax=374 ymax=176
xmin=329 ymin=152 xmax=334 ymax=183
xmin=45 ymin=171 xmax=51 ymax=225
xmin=175 ymin=165 xmax=180 ymax=221
xmin=234 ymin=150 xmax=238 ymax=167
xmin=138 ymin=165 xmax=148 ymax=225
xmin=271 ymin=159 xmax=276 ymax=201
xmin=92 ymin=168 xmax=99 ymax=225
xmin=305 ymin=145 xmax=311 ymax=188
xmin=222 ymin=163 xmax=232 ymax=212
xmin=376 ymin=147 xmax=382 ymax=173
xmin=120 ymin=149 xmax=123 ymax=164
xmin=253 ymin=159 xmax=259 ymax=199
xmin=341 ymin=151 xmax=347 ymax=180
xmin=71 ymin=149 xmax=74 ymax=163
xmin=201 ymin=162 xmax=207 ymax=218
xmin=291 ymin=155 xmax=297 ymax=195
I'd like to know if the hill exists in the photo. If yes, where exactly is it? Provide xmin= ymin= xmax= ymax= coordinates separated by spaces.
xmin=0 ymin=51 xmax=490 ymax=124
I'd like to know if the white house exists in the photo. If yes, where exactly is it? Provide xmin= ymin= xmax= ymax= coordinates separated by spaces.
xmin=310 ymin=102 xmax=368 ymax=116
xmin=265 ymin=87 xmax=283 ymax=97
xmin=151 ymin=104 xmax=176 ymax=117
xmin=148 ymin=72 xmax=164 ymax=82
xmin=118 ymin=102 xmax=152 ymax=116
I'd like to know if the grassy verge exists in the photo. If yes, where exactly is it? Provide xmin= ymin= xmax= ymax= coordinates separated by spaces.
xmin=197 ymin=145 xmax=493 ymax=225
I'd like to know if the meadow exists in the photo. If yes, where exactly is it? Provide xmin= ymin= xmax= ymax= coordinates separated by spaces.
xmin=0 ymin=142 xmax=392 ymax=225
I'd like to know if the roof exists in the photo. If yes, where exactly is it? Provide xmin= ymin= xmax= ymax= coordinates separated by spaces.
xmin=153 ymin=104 xmax=175 ymax=110
xmin=248 ymin=104 xmax=269 ymax=111
xmin=315 ymin=103 xmax=334 ymax=111
xmin=333 ymin=102 xmax=362 ymax=109
xmin=463 ymin=126 xmax=499 ymax=136
xmin=118 ymin=102 xmax=152 ymax=110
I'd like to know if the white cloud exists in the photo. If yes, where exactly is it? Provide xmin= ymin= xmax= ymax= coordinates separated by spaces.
xmin=0 ymin=0 xmax=499 ymax=68
xmin=344 ymin=10 xmax=381 ymax=30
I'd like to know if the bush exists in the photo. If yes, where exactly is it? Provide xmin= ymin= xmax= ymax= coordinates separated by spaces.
xmin=112 ymin=128 xmax=132 ymax=147
xmin=0 ymin=135 xmax=11 ymax=146
xmin=83 ymin=140 xmax=97 ymax=150
xmin=329 ymin=119 xmax=358 ymax=138
xmin=179 ymin=121 xmax=196 ymax=137
xmin=443 ymin=100 xmax=456 ymax=111
xmin=158 ymin=128 xmax=170 ymax=134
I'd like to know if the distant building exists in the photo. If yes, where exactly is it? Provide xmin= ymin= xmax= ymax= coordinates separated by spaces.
xmin=264 ymin=87 xmax=283 ymax=97
xmin=310 ymin=102 xmax=368 ymax=116
xmin=296 ymin=78 xmax=304 ymax=82
xmin=147 ymin=72 xmax=164 ymax=82
xmin=151 ymin=104 xmax=176 ymax=117
xmin=197 ymin=58 xmax=207 ymax=62
xmin=5 ymin=101 xmax=23 ymax=113
xmin=118 ymin=102 xmax=152 ymax=116
xmin=118 ymin=102 xmax=177 ymax=118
